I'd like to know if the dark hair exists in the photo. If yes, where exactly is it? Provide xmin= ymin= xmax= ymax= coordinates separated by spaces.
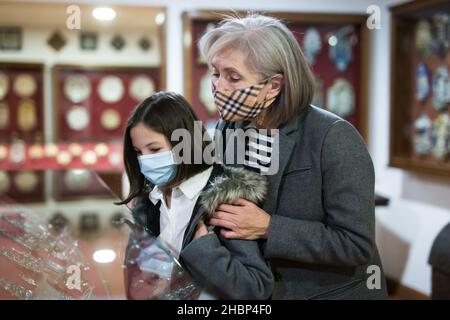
xmin=116 ymin=91 xmax=212 ymax=205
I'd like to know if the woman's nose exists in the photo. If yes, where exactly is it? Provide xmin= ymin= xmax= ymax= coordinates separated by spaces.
xmin=214 ymin=77 xmax=229 ymax=94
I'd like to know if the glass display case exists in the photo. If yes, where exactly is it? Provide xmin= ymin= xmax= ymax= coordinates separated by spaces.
xmin=0 ymin=170 xmax=199 ymax=300
xmin=389 ymin=0 xmax=450 ymax=176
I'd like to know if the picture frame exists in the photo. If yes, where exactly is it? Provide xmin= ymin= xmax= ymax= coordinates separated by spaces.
xmin=0 ymin=27 xmax=22 ymax=51
xmin=389 ymin=0 xmax=450 ymax=177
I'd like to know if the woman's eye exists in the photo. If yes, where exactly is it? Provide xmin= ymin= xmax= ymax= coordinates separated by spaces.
xmin=150 ymin=148 xmax=161 ymax=153
xmin=228 ymin=75 xmax=241 ymax=82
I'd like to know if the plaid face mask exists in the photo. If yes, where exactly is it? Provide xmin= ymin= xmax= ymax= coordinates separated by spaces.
xmin=212 ymin=78 xmax=277 ymax=121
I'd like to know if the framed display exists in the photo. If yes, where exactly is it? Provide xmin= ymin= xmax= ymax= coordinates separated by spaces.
xmin=0 ymin=63 xmax=44 ymax=144
xmin=182 ymin=11 xmax=370 ymax=140
xmin=80 ymin=32 xmax=97 ymax=51
xmin=52 ymin=64 xmax=162 ymax=143
xmin=390 ymin=0 xmax=450 ymax=176
xmin=0 ymin=170 xmax=45 ymax=203
xmin=0 ymin=27 xmax=22 ymax=51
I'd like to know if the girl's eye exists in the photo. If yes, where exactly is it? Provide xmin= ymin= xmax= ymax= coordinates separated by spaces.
xmin=150 ymin=148 xmax=161 ymax=153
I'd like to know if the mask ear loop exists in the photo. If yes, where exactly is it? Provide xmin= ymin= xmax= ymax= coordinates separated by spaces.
xmin=254 ymin=75 xmax=281 ymax=127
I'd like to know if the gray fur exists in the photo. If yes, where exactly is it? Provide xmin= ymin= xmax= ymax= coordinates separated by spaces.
xmin=200 ymin=166 xmax=267 ymax=216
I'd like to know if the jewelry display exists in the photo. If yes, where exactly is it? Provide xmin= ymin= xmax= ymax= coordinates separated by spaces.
xmin=0 ymin=144 xmax=7 ymax=160
xmin=20 ymin=274 xmax=37 ymax=287
xmin=9 ymin=137 xmax=26 ymax=164
xmin=81 ymin=150 xmax=97 ymax=165
xmin=17 ymin=99 xmax=37 ymax=132
xmin=56 ymin=151 xmax=72 ymax=166
xmin=100 ymin=108 xmax=121 ymax=130
xmin=64 ymin=169 xmax=92 ymax=191
xmin=432 ymin=13 xmax=449 ymax=59
xmin=129 ymin=75 xmax=155 ymax=102
xmin=0 ymin=277 xmax=33 ymax=300
xmin=327 ymin=78 xmax=355 ymax=118
xmin=98 ymin=75 xmax=124 ymax=103
xmin=0 ymin=102 xmax=9 ymax=129
xmin=328 ymin=25 xmax=356 ymax=72
xmin=0 ymin=71 xmax=9 ymax=100
xmin=415 ymin=62 xmax=430 ymax=102
xmin=431 ymin=113 xmax=450 ymax=161
xmin=68 ymin=143 xmax=83 ymax=157
xmin=303 ymin=27 xmax=322 ymax=65
xmin=44 ymin=143 xmax=59 ymax=158
xmin=13 ymin=73 xmax=36 ymax=98
xmin=28 ymin=144 xmax=45 ymax=160
xmin=391 ymin=1 xmax=450 ymax=174
xmin=94 ymin=143 xmax=109 ymax=157
xmin=64 ymin=74 xmax=91 ymax=104
xmin=413 ymin=114 xmax=432 ymax=155
xmin=0 ymin=171 xmax=10 ymax=194
xmin=432 ymin=66 xmax=449 ymax=111
xmin=13 ymin=171 xmax=38 ymax=193
xmin=415 ymin=19 xmax=433 ymax=57
xmin=66 ymin=105 xmax=90 ymax=131
xmin=0 ymin=246 xmax=42 ymax=274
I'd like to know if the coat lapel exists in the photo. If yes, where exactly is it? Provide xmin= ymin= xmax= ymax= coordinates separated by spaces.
xmin=261 ymin=130 xmax=296 ymax=215
xmin=262 ymin=106 xmax=310 ymax=215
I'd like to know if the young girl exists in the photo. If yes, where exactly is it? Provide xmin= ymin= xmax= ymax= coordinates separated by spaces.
xmin=117 ymin=91 xmax=273 ymax=300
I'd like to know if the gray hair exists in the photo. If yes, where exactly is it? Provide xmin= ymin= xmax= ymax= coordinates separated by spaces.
xmin=198 ymin=13 xmax=314 ymax=128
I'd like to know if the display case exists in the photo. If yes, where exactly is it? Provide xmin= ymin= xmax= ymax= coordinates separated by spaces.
xmin=183 ymin=11 xmax=370 ymax=140
xmin=389 ymin=0 xmax=450 ymax=176
xmin=52 ymin=169 xmax=121 ymax=202
xmin=0 ymin=170 xmax=45 ymax=203
xmin=0 ymin=170 xmax=200 ymax=300
xmin=0 ymin=62 xmax=45 ymax=144
xmin=53 ymin=64 xmax=162 ymax=143
xmin=49 ymin=64 xmax=162 ymax=199
xmin=0 ymin=175 xmax=124 ymax=300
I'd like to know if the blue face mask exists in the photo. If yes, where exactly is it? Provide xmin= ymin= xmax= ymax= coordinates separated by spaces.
xmin=138 ymin=150 xmax=177 ymax=186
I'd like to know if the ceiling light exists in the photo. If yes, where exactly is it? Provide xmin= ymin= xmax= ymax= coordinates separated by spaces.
xmin=93 ymin=7 xmax=116 ymax=21
xmin=93 ymin=249 xmax=116 ymax=263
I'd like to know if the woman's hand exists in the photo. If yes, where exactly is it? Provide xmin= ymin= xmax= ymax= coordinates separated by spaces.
xmin=209 ymin=198 xmax=271 ymax=240
xmin=193 ymin=218 xmax=214 ymax=239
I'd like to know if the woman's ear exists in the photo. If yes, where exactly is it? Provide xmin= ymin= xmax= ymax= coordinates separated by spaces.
xmin=266 ymin=74 xmax=284 ymax=100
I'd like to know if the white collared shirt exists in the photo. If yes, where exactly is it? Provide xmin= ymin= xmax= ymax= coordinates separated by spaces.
xmin=149 ymin=166 xmax=213 ymax=258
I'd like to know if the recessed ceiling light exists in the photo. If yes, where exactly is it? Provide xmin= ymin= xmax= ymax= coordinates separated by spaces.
xmin=93 ymin=7 xmax=116 ymax=21
xmin=93 ymin=249 xmax=116 ymax=263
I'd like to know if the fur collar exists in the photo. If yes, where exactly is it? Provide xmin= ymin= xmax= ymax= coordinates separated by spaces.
xmin=200 ymin=165 xmax=267 ymax=216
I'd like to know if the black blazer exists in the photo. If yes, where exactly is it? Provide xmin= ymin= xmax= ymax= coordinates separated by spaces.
xmin=129 ymin=164 xmax=274 ymax=299
xmin=217 ymin=105 xmax=388 ymax=300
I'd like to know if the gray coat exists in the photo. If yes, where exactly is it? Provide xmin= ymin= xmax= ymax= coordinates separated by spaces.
xmin=129 ymin=164 xmax=274 ymax=300
xmin=217 ymin=105 xmax=388 ymax=300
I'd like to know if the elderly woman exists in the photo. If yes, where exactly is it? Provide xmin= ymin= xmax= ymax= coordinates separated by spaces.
xmin=198 ymin=14 xmax=388 ymax=299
